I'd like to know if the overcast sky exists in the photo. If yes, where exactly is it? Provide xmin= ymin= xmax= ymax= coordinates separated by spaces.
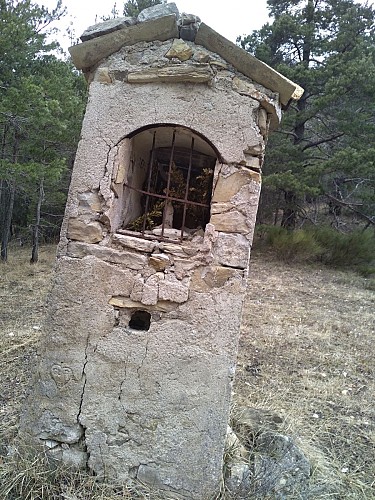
xmin=39 ymin=0 xmax=270 ymax=53
xmin=39 ymin=0 xmax=374 ymax=54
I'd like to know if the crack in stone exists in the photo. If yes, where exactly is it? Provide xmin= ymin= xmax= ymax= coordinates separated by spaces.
xmin=212 ymin=162 xmax=224 ymax=196
xmin=77 ymin=335 xmax=90 ymax=425
xmin=118 ymin=362 xmax=127 ymax=401
xmin=136 ymin=333 xmax=150 ymax=382
xmin=189 ymin=94 xmax=198 ymax=128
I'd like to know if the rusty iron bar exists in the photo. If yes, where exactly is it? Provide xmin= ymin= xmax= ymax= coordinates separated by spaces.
xmin=123 ymin=184 xmax=210 ymax=208
xmin=161 ymin=129 xmax=176 ymax=238
xmin=180 ymin=136 xmax=195 ymax=241
xmin=142 ymin=130 xmax=157 ymax=235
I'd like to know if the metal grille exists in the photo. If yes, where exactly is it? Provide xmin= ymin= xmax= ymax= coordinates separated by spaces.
xmin=123 ymin=129 xmax=216 ymax=242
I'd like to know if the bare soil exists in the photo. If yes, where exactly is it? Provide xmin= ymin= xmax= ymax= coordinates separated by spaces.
xmin=0 ymin=245 xmax=374 ymax=498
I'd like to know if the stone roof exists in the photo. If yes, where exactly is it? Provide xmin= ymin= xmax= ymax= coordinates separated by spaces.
xmin=69 ymin=3 xmax=303 ymax=107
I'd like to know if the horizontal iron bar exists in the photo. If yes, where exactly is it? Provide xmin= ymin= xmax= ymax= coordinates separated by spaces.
xmin=123 ymin=183 xmax=210 ymax=208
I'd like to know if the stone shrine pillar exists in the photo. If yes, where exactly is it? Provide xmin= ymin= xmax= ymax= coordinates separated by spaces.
xmin=20 ymin=5 xmax=302 ymax=498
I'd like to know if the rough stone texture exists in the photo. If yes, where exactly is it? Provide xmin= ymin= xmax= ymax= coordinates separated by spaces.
xmin=81 ymin=17 xmax=137 ymax=42
xmin=236 ymin=407 xmax=284 ymax=434
xmin=18 ymin=18 xmax=296 ymax=499
xmin=165 ymin=38 xmax=193 ymax=61
xmin=214 ymin=233 xmax=249 ymax=269
xmin=212 ymin=168 xmax=259 ymax=203
xmin=232 ymin=76 xmax=282 ymax=130
xmin=77 ymin=191 xmax=102 ymax=213
xmin=127 ymin=64 xmax=212 ymax=83
xmin=67 ymin=241 xmax=147 ymax=270
xmin=137 ymin=2 xmax=179 ymax=23
xmin=195 ymin=23 xmax=303 ymax=106
xmin=210 ymin=211 xmax=249 ymax=234
xmin=69 ymin=16 xmax=178 ymax=70
xmin=112 ymin=233 xmax=156 ymax=253
xmin=254 ymin=433 xmax=311 ymax=498
xmin=67 ymin=218 xmax=103 ymax=243
xmin=93 ymin=67 xmax=113 ymax=84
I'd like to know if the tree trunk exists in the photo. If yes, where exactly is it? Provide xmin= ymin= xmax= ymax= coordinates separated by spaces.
xmin=1 ymin=132 xmax=19 ymax=261
xmin=281 ymin=190 xmax=297 ymax=229
xmin=1 ymin=180 xmax=15 ymax=261
xmin=30 ymin=177 xmax=44 ymax=264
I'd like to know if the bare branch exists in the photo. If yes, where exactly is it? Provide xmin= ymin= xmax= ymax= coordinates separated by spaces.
xmin=302 ymin=132 xmax=345 ymax=151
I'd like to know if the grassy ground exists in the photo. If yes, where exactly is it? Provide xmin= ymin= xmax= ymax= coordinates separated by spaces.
xmin=0 ymin=245 xmax=374 ymax=498
xmin=234 ymin=250 xmax=375 ymax=498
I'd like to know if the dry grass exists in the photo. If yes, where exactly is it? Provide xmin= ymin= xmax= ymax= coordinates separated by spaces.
xmin=234 ymin=250 xmax=375 ymax=498
xmin=0 ymin=245 xmax=374 ymax=498
xmin=0 ymin=245 xmax=56 ymax=449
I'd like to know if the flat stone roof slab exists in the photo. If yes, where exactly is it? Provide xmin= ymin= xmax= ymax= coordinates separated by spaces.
xmin=69 ymin=15 xmax=178 ymax=70
xmin=195 ymin=23 xmax=303 ymax=106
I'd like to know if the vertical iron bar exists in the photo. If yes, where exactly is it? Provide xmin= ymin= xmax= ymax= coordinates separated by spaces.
xmin=180 ymin=136 xmax=194 ymax=241
xmin=142 ymin=131 xmax=157 ymax=235
xmin=161 ymin=129 xmax=176 ymax=237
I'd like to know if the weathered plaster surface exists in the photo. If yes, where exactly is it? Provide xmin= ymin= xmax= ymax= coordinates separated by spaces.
xmin=20 ymin=29 xmax=268 ymax=500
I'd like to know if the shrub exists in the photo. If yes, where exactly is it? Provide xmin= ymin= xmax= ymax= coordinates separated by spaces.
xmin=312 ymin=227 xmax=375 ymax=268
xmin=254 ymin=225 xmax=375 ymax=271
xmin=255 ymin=225 xmax=323 ymax=263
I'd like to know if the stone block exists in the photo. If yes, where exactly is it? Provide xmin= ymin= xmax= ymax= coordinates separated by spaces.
xmin=80 ymin=17 xmax=137 ymax=42
xmin=93 ymin=67 xmax=113 ymax=84
xmin=165 ymin=39 xmax=193 ymax=61
xmin=179 ymin=25 xmax=197 ymax=42
xmin=258 ymin=108 xmax=268 ymax=137
xmin=196 ymin=23 xmax=303 ymax=106
xmin=149 ymin=253 xmax=171 ymax=271
xmin=212 ymin=169 xmax=258 ymax=203
xmin=211 ymin=203 xmax=232 ymax=215
xmin=193 ymin=49 xmax=210 ymax=63
xmin=179 ymin=13 xmax=201 ymax=25
xmin=62 ymin=448 xmax=88 ymax=468
xmin=215 ymin=233 xmax=250 ymax=269
xmin=69 ymin=16 xmax=178 ymax=70
xmin=244 ymin=144 xmax=264 ymax=156
xmin=191 ymin=266 xmax=240 ymax=292
xmin=109 ymin=296 xmax=177 ymax=312
xmin=141 ymin=274 xmax=160 ymax=305
xmin=77 ymin=191 xmax=102 ymax=213
xmin=67 ymin=241 xmax=147 ymax=270
xmin=158 ymin=242 xmax=186 ymax=257
xmin=173 ymin=258 xmax=199 ymax=280
xmin=38 ymin=411 xmax=84 ymax=444
xmin=242 ymin=154 xmax=261 ymax=169
xmin=254 ymin=432 xmax=311 ymax=498
xmin=232 ymin=76 xmax=282 ymax=130
xmin=112 ymin=233 xmax=156 ymax=253
xmin=67 ymin=218 xmax=103 ymax=243
xmin=127 ymin=64 xmax=212 ymax=84
xmin=137 ymin=2 xmax=179 ymax=23
xmin=158 ymin=274 xmax=190 ymax=303
xmin=210 ymin=211 xmax=249 ymax=234
xmin=130 ymin=276 xmax=144 ymax=302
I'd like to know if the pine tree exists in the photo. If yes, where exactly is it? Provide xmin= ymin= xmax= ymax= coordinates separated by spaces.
xmin=0 ymin=1 xmax=86 ymax=261
xmin=123 ymin=0 xmax=162 ymax=17
xmin=240 ymin=0 xmax=375 ymax=229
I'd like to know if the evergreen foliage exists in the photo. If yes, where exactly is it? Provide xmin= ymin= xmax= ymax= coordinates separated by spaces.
xmin=239 ymin=0 xmax=375 ymax=230
xmin=123 ymin=0 xmax=162 ymax=17
xmin=256 ymin=224 xmax=375 ymax=273
xmin=0 ymin=0 xmax=87 ymax=261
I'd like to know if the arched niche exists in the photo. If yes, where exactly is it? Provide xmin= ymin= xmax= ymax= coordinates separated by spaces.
xmin=112 ymin=124 xmax=221 ymax=241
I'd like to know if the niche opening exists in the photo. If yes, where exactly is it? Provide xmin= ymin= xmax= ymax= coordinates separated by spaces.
xmin=121 ymin=125 xmax=218 ymax=241
xmin=129 ymin=310 xmax=151 ymax=331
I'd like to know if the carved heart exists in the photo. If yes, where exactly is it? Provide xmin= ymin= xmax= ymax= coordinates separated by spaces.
xmin=51 ymin=364 xmax=73 ymax=386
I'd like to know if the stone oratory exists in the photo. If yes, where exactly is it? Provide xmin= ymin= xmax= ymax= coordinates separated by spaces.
xmin=20 ymin=4 xmax=303 ymax=498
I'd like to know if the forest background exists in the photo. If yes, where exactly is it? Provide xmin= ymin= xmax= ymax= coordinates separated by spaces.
xmin=0 ymin=0 xmax=374 ymax=271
